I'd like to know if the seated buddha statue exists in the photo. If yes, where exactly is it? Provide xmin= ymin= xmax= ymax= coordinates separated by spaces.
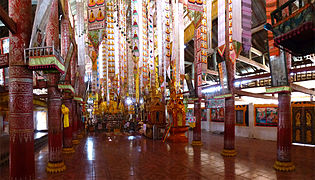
xmin=88 ymin=0 xmax=96 ymax=7
xmin=89 ymin=10 xmax=96 ymax=23
xmin=96 ymin=8 xmax=105 ymax=21
xmin=96 ymin=0 xmax=104 ymax=5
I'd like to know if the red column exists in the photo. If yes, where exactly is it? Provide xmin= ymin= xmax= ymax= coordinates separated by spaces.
xmin=72 ymin=101 xmax=79 ymax=144
xmin=221 ymin=0 xmax=236 ymax=157
xmin=222 ymin=97 xmax=236 ymax=156
xmin=273 ymin=93 xmax=295 ymax=171
xmin=192 ymin=98 xmax=202 ymax=146
xmin=46 ymin=74 xmax=66 ymax=172
xmin=45 ymin=0 xmax=66 ymax=173
xmin=62 ymin=97 xmax=74 ymax=153
xmin=8 ymin=0 xmax=35 ymax=179
xmin=61 ymin=0 xmax=74 ymax=153
xmin=77 ymin=102 xmax=83 ymax=139
xmin=192 ymin=24 xmax=202 ymax=146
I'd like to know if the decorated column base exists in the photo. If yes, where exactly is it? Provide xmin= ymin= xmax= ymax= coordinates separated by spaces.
xmin=273 ymin=160 xmax=295 ymax=172
xmin=221 ymin=149 xmax=237 ymax=157
xmin=72 ymin=139 xmax=80 ymax=145
xmin=46 ymin=161 xmax=66 ymax=173
xmin=167 ymin=126 xmax=188 ymax=143
xmin=77 ymin=134 xmax=83 ymax=139
xmin=191 ymin=140 xmax=203 ymax=146
xmin=62 ymin=147 xmax=75 ymax=154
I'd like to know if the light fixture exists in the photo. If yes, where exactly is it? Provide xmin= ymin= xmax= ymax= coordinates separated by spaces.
xmin=126 ymin=97 xmax=133 ymax=105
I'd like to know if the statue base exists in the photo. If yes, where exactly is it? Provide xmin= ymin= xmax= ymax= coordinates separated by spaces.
xmin=167 ymin=126 xmax=188 ymax=143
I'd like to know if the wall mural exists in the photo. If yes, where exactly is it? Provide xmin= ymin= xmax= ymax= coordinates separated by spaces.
xmin=201 ymin=108 xmax=207 ymax=121
xmin=254 ymin=105 xmax=278 ymax=127
xmin=210 ymin=107 xmax=224 ymax=122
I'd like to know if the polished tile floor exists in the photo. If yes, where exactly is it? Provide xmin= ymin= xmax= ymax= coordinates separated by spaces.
xmin=1 ymin=130 xmax=315 ymax=180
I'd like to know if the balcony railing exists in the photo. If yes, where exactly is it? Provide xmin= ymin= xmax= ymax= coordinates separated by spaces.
xmin=24 ymin=46 xmax=64 ymax=65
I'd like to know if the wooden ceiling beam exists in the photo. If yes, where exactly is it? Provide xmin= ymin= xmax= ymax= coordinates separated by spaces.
xmin=251 ymin=47 xmax=263 ymax=56
xmin=0 ymin=5 xmax=17 ymax=34
xmin=237 ymin=55 xmax=270 ymax=72
xmin=251 ymin=23 xmax=265 ymax=34
xmin=235 ymin=89 xmax=277 ymax=100
xmin=206 ymin=69 xmax=218 ymax=76
xmin=291 ymin=84 xmax=315 ymax=96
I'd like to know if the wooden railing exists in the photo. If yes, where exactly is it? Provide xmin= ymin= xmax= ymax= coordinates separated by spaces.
xmin=271 ymin=0 xmax=305 ymax=25
xmin=24 ymin=46 xmax=64 ymax=65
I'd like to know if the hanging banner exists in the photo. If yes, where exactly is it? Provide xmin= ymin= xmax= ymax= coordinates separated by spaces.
xmin=88 ymin=0 xmax=105 ymax=30
xmin=217 ymin=0 xmax=225 ymax=56
xmin=242 ymin=0 xmax=252 ymax=53
xmin=232 ymin=0 xmax=242 ymax=43
xmin=212 ymin=0 xmax=218 ymax=20
xmin=87 ymin=30 xmax=106 ymax=52
xmin=188 ymin=0 xmax=204 ymax=12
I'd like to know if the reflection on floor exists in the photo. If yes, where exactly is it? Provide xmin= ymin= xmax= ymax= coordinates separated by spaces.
xmin=0 ymin=130 xmax=314 ymax=179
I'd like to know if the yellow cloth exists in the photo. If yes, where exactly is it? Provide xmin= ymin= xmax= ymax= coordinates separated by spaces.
xmin=62 ymin=104 xmax=70 ymax=128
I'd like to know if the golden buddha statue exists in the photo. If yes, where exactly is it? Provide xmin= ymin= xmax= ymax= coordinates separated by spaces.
xmin=96 ymin=8 xmax=105 ymax=21
xmin=89 ymin=10 xmax=96 ymax=23
xmin=96 ymin=0 xmax=104 ymax=5
xmin=88 ymin=0 xmax=96 ymax=7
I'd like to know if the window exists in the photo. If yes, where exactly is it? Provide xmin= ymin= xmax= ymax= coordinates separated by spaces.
xmin=35 ymin=111 xmax=48 ymax=131
xmin=235 ymin=105 xmax=248 ymax=126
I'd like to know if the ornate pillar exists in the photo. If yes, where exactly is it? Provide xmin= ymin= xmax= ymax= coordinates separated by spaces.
xmin=70 ymin=53 xmax=78 ymax=144
xmin=45 ymin=0 xmax=66 ymax=173
xmin=72 ymin=101 xmax=79 ymax=145
xmin=221 ymin=0 xmax=236 ymax=157
xmin=273 ymin=52 xmax=294 ymax=171
xmin=46 ymin=74 xmax=66 ymax=172
xmin=222 ymin=97 xmax=236 ymax=156
xmin=9 ymin=0 xmax=35 ymax=179
xmin=61 ymin=0 xmax=74 ymax=154
xmin=77 ymin=102 xmax=83 ymax=139
xmin=191 ymin=24 xmax=202 ymax=146
xmin=192 ymin=98 xmax=202 ymax=146
xmin=273 ymin=93 xmax=295 ymax=171
xmin=62 ymin=96 xmax=74 ymax=153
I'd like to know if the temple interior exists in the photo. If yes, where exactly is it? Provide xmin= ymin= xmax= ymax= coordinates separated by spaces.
xmin=0 ymin=0 xmax=314 ymax=179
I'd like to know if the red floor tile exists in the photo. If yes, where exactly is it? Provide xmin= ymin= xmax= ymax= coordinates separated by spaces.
xmin=0 ymin=130 xmax=315 ymax=180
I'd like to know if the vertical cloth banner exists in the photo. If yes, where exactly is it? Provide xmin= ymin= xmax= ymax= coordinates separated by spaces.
xmin=88 ymin=0 xmax=105 ymax=30
xmin=207 ymin=0 xmax=212 ymax=50
xmin=266 ymin=0 xmax=280 ymax=57
xmin=229 ymin=0 xmax=242 ymax=63
xmin=242 ymin=0 xmax=251 ymax=53
xmin=179 ymin=2 xmax=185 ymax=89
xmin=232 ymin=0 xmax=242 ymax=42
xmin=188 ymin=0 xmax=204 ymax=12
xmin=217 ymin=0 xmax=225 ymax=56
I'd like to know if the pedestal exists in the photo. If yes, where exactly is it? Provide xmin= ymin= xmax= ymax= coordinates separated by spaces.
xmin=167 ymin=126 xmax=188 ymax=143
